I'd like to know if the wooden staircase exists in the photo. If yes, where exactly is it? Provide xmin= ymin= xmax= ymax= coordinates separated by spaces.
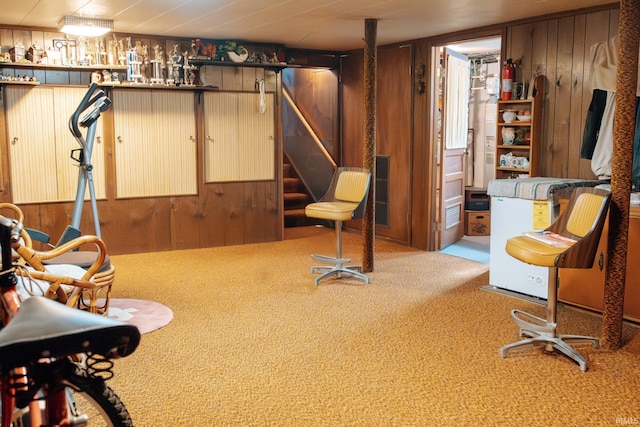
xmin=283 ymin=158 xmax=321 ymax=227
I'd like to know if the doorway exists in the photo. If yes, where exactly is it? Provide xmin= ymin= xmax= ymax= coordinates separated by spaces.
xmin=433 ymin=36 xmax=501 ymax=250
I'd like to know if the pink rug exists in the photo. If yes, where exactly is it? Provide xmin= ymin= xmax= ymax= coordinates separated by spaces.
xmin=106 ymin=299 xmax=173 ymax=335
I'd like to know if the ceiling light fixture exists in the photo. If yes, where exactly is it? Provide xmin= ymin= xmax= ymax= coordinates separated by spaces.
xmin=59 ymin=16 xmax=114 ymax=37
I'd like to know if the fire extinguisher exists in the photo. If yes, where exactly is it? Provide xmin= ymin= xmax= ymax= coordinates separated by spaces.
xmin=501 ymin=58 xmax=515 ymax=100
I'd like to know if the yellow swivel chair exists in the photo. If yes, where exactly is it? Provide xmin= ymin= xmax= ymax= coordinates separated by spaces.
xmin=499 ymin=187 xmax=611 ymax=372
xmin=305 ymin=167 xmax=371 ymax=285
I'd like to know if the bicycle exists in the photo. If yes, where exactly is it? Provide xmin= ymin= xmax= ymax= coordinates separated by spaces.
xmin=0 ymin=216 xmax=141 ymax=426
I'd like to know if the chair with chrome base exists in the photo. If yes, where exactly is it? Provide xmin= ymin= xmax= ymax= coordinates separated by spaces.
xmin=305 ymin=167 xmax=371 ymax=285
xmin=499 ymin=187 xmax=611 ymax=371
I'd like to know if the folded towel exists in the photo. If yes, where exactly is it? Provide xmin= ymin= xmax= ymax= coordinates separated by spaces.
xmin=487 ymin=178 xmax=602 ymax=203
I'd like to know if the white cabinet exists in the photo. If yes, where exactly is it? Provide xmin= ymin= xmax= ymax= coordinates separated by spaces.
xmin=112 ymin=89 xmax=197 ymax=198
xmin=5 ymin=86 xmax=106 ymax=203
xmin=203 ymin=92 xmax=275 ymax=182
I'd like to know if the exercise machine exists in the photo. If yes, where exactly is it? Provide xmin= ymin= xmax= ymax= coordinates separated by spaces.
xmin=45 ymin=84 xmax=111 ymax=243
xmin=68 ymin=82 xmax=111 ymax=241
xmin=35 ymin=83 xmax=111 ymax=246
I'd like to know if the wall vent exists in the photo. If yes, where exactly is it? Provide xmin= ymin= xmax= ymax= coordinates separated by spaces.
xmin=375 ymin=156 xmax=389 ymax=226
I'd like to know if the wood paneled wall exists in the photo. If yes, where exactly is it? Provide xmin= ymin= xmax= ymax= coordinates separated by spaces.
xmin=0 ymin=27 xmax=283 ymax=255
xmin=1 ymin=5 xmax=622 ymax=254
xmin=282 ymin=68 xmax=339 ymax=161
xmin=1 ymin=95 xmax=281 ymax=255
xmin=342 ymin=45 xmax=413 ymax=245
xmin=341 ymin=4 xmax=620 ymax=250
xmin=506 ymin=8 xmax=620 ymax=179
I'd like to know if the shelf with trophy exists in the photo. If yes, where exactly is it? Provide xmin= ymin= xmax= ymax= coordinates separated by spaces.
xmin=187 ymin=39 xmax=296 ymax=72
xmin=1 ymin=36 xmax=294 ymax=91
xmin=495 ymin=75 xmax=545 ymax=179
xmin=0 ymin=39 xmax=127 ymax=86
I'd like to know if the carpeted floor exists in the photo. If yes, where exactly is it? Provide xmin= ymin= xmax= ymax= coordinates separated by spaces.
xmin=106 ymin=226 xmax=640 ymax=426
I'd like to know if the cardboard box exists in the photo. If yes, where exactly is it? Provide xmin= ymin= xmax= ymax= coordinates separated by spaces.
xmin=465 ymin=210 xmax=491 ymax=236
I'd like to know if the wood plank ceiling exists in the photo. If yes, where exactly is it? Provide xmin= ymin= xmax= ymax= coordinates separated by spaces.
xmin=1 ymin=0 xmax=615 ymax=51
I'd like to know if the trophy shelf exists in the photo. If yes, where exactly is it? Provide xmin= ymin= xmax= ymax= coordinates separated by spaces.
xmin=0 ymin=61 xmax=128 ymax=72
xmin=97 ymin=82 xmax=220 ymax=91
xmin=188 ymin=58 xmax=298 ymax=72
xmin=0 ymin=79 xmax=40 ymax=86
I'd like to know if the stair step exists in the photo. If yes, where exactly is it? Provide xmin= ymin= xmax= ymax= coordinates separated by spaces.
xmin=283 ymin=156 xmax=318 ymax=228
xmin=284 ymin=192 xmax=310 ymax=202
xmin=284 ymin=208 xmax=307 ymax=217
xmin=284 ymin=208 xmax=324 ymax=227
xmin=283 ymin=177 xmax=302 ymax=192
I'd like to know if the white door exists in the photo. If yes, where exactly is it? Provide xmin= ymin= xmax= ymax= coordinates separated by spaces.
xmin=439 ymin=48 xmax=470 ymax=249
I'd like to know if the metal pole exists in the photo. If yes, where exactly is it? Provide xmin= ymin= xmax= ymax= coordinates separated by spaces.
xmin=362 ymin=18 xmax=377 ymax=273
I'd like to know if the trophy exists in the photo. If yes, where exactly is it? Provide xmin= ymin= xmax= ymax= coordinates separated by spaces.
xmin=168 ymin=44 xmax=183 ymax=86
xmin=183 ymin=52 xmax=196 ymax=86
xmin=96 ymin=38 xmax=107 ymax=66
xmin=107 ymin=38 xmax=115 ymax=65
xmin=117 ymin=38 xmax=126 ymax=66
xmin=141 ymin=44 xmax=149 ymax=83
xmin=125 ymin=37 xmax=143 ymax=83
xmin=150 ymin=44 xmax=165 ymax=84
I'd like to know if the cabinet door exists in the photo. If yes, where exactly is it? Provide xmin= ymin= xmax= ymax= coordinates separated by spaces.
xmin=204 ymin=92 xmax=275 ymax=182
xmin=7 ymin=87 xmax=108 ymax=204
xmin=52 ymin=86 xmax=107 ymax=201
xmin=239 ymin=92 xmax=275 ymax=181
xmin=152 ymin=91 xmax=197 ymax=195
xmin=113 ymin=90 xmax=197 ymax=198
xmin=113 ymin=90 xmax=153 ymax=198
xmin=6 ymin=87 xmax=58 ymax=203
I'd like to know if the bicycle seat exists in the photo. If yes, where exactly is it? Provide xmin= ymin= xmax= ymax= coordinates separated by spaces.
xmin=0 ymin=296 xmax=140 ymax=370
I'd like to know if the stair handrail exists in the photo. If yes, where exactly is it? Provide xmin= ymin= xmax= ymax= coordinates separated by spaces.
xmin=283 ymin=89 xmax=337 ymax=169
xmin=282 ymin=87 xmax=337 ymax=202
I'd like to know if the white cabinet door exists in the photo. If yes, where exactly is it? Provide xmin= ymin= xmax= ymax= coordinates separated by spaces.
xmin=113 ymin=90 xmax=197 ymax=198
xmin=6 ymin=86 xmax=106 ymax=204
xmin=152 ymin=91 xmax=197 ymax=195
xmin=204 ymin=92 xmax=275 ymax=182
xmin=6 ymin=87 xmax=57 ymax=203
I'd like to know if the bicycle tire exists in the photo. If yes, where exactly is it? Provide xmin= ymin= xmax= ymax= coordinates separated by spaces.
xmin=6 ymin=370 xmax=133 ymax=427
xmin=63 ymin=371 xmax=134 ymax=427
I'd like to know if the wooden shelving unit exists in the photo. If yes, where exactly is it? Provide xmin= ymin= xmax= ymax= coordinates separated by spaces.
xmin=188 ymin=58 xmax=297 ymax=72
xmin=0 ymin=59 xmax=293 ymax=88
xmin=0 ymin=61 xmax=128 ymax=71
xmin=495 ymin=75 xmax=545 ymax=179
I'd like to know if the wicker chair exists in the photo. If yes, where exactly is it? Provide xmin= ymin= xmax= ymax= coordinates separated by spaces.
xmin=0 ymin=203 xmax=114 ymax=315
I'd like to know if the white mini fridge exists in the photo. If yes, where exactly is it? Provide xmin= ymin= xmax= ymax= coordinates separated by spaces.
xmin=486 ymin=177 xmax=600 ymax=300
xmin=488 ymin=196 xmax=556 ymax=299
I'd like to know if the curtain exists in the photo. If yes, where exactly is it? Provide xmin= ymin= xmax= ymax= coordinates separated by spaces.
xmin=445 ymin=52 xmax=470 ymax=149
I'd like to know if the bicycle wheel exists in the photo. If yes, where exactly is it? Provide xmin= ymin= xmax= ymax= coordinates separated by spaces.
xmin=63 ymin=371 xmax=134 ymax=427
xmin=7 ymin=374 xmax=132 ymax=427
